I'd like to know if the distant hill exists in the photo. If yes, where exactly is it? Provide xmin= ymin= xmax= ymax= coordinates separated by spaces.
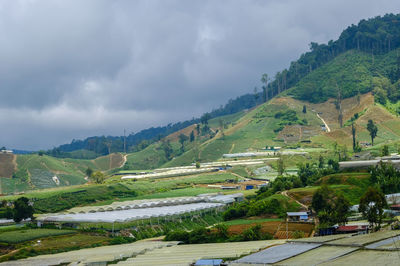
xmin=46 ymin=93 xmax=264 ymax=159
xmin=45 ymin=13 xmax=400 ymax=158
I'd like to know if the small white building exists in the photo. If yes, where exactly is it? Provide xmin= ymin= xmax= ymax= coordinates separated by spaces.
xmin=287 ymin=212 xmax=309 ymax=222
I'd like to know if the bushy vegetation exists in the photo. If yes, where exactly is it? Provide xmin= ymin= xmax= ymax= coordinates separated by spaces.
xmin=32 ymin=184 xmax=137 ymax=213
xmin=359 ymin=186 xmax=388 ymax=230
xmin=12 ymin=168 xmax=29 ymax=183
xmin=311 ymin=186 xmax=351 ymax=227
xmin=222 ymin=194 xmax=300 ymax=221
xmin=370 ymin=161 xmax=400 ymax=194
xmin=165 ymin=223 xmax=272 ymax=244
xmin=273 ymin=110 xmax=307 ymax=132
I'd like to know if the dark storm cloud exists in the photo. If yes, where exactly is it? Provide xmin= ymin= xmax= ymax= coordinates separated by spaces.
xmin=0 ymin=0 xmax=399 ymax=149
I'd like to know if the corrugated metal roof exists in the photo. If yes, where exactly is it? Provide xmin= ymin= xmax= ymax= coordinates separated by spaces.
xmin=234 ymin=243 xmax=321 ymax=264
xmin=287 ymin=212 xmax=308 ymax=216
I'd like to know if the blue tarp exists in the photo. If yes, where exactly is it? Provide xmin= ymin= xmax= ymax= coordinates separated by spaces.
xmin=195 ymin=259 xmax=223 ymax=265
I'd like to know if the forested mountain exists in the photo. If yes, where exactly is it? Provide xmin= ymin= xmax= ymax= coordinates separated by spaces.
xmin=48 ymin=13 xmax=400 ymax=158
xmin=267 ymin=13 xmax=400 ymax=102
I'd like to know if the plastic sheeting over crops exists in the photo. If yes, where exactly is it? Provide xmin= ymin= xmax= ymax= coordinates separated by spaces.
xmin=37 ymin=193 xmax=243 ymax=223
xmin=39 ymin=202 xmax=224 ymax=223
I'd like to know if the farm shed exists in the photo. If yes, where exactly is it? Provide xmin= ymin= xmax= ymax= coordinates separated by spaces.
xmin=287 ymin=212 xmax=308 ymax=222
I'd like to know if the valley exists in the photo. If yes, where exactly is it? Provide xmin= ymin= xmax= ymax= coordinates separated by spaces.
xmin=2 ymin=12 xmax=400 ymax=265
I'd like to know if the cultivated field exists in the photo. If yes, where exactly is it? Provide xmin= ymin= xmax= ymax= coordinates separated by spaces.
xmin=0 ymin=229 xmax=75 ymax=244
xmin=227 ymin=221 xmax=314 ymax=239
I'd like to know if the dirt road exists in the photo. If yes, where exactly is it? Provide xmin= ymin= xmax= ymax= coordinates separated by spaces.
xmin=316 ymin=113 xmax=331 ymax=132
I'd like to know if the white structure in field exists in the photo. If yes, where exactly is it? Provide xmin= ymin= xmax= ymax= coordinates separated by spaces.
xmin=37 ymin=193 xmax=243 ymax=224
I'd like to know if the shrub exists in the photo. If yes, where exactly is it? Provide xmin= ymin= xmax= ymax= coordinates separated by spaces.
xmin=292 ymin=230 xmax=305 ymax=239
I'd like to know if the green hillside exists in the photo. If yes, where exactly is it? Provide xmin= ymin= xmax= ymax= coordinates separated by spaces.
xmin=0 ymin=153 xmax=124 ymax=194
xmin=288 ymin=48 xmax=400 ymax=103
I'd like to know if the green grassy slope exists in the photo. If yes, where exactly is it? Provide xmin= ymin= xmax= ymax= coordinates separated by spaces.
xmin=164 ymin=97 xmax=323 ymax=167
xmin=288 ymin=172 xmax=371 ymax=205
xmin=0 ymin=153 xmax=124 ymax=194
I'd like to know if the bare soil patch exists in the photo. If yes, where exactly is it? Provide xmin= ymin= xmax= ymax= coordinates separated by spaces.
xmin=0 ymin=154 xmax=16 ymax=178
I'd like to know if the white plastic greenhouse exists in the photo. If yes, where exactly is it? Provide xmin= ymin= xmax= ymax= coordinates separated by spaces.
xmin=39 ymin=202 xmax=224 ymax=223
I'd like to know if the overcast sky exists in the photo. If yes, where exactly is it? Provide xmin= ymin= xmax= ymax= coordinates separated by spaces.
xmin=1 ymin=0 xmax=399 ymax=150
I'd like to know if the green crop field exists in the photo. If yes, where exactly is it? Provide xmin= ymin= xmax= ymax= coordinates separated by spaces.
xmin=0 ymin=229 xmax=75 ymax=244
xmin=223 ymin=218 xmax=282 ymax=226
xmin=125 ymin=142 xmax=171 ymax=170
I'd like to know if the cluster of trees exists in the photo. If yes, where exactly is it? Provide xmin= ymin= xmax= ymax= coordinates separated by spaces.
xmin=297 ymin=158 xmax=339 ymax=186
xmin=165 ymin=224 xmax=272 ymax=244
xmin=0 ymin=197 xmax=34 ymax=223
xmin=370 ymin=161 xmax=400 ymax=194
xmin=311 ymin=184 xmax=389 ymax=231
xmin=222 ymin=194 xmax=299 ymax=221
xmin=85 ymin=168 xmax=105 ymax=184
xmin=359 ymin=187 xmax=387 ymax=230
xmin=311 ymin=186 xmax=351 ymax=227
xmin=273 ymin=110 xmax=307 ymax=132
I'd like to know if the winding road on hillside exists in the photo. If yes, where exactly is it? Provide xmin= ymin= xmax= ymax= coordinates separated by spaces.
xmin=316 ymin=113 xmax=331 ymax=132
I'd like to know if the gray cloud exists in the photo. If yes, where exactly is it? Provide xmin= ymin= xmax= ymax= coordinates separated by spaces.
xmin=0 ymin=0 xmax=399 ymax=150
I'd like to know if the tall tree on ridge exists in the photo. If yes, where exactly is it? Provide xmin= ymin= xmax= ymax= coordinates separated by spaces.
xmin=261 ymin=73 xmax=269 ymax=103
xmin=367 ymin=120 xmax=378 ymax=145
